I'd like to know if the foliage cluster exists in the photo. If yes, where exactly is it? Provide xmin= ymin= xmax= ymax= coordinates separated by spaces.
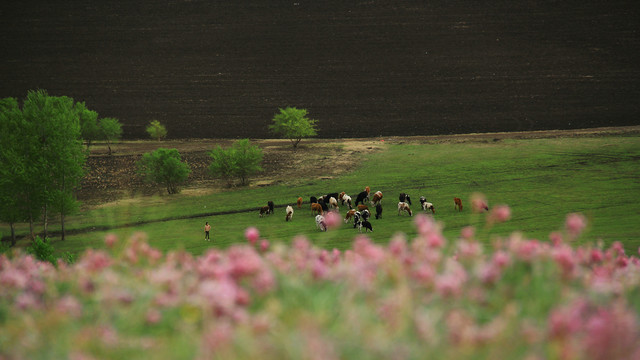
xmin=146 ymin=120 xmax=168 ymax=141
xmin=1 ymin=212 xmax=638 ymax=359
xmin=137 ymin=148 xmax=191 ymax=195
xmin=208 ymin=138 xmax=263 ymax=186
xmin=269 ymin=107 xmax=317 ymax=148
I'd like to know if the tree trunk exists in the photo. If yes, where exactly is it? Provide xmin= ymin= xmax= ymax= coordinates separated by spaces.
xmin=10 ymin=222 xmax=16 ymax=247
xmin=29 ymin=211 xmax=35 ymax=240
xmin=61 ymin=213 xmax=66 ymax=241
xmin=43 ymin=204 xmax=48 ymax=240
xmin=107 ymin=140 xmax=112 ymax=155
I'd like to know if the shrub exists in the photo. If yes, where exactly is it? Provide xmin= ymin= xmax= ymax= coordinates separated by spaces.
xmin=137 ymin=148 xmax=191 ymax=194
xmin=25 ymin=236 xmax=56 ymax=264
xmin=208 ymin=139 xmax=263 ymax=186
xmin=146 ymin=119 xmax=167 ymax=141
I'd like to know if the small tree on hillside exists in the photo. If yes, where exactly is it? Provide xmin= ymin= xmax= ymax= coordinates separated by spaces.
xmin=99 ymin=117 xmax=122 ymax=155
xmin=75 ymin=102 xmax=100 ymax=149
xmin=137 ymin=148 xmax=191 ymax=194
xmin=146 ymin=120 xmax=167 ymax=141
xmin=208 ymin=139 xmax=263 ymax=186
xmin=269 ymin=107 xmax=317 ymax=148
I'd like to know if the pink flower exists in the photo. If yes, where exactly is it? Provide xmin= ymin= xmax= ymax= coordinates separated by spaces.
xmin=324 ymin=211 xmax=341 ymax=229
xmin=492 ymin=251 xmax=510 ymax=268
xmin=56 ymin=295 xmax=83 ymax=318
xmin=104 ymin=234 xmax=118 ymax=248
xmin=565 ymin=213 xmax=587 ymax=238
xmin=460 ymin=226 xmax=475 ymax=240
xmin=146 ymin=309 xmax=162 ymax=324
xmin=552 ymin=245 xmax=576 ymax=277
xmin=471 ymin=193 xmax=489 ymax=213
xmin=259 ymin=239 xmax=270 ymax=252
xmin=487 ymin=205 xmax=511 ymax=224
xmin=549 ymin=231 xmax=563 ymax=246
xmin=584 ymin=306 xmax=640 ymax=360
xmin=244 ymin=227 xmax=260 ymax=245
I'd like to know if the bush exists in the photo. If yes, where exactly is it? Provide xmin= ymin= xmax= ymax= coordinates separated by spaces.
xmin=208 ymin=139 xmax=263 ymax=186
xmin=137 ymin=148 xmax=191 ymax=194
xmin=146 ymin=120 xmax=167 ymax=141
xmin=25 ymin=236 xmax=56 ymax=264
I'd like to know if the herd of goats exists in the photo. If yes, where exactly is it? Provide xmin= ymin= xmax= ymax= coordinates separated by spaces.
xmin=258 ymin=187 xmax=458 ymax=233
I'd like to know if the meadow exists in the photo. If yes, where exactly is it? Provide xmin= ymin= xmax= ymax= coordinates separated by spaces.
xmin=3 ymin=132 xmax=639 ymax=256
xmin=2 ymin=132 xmax=640 ymax=359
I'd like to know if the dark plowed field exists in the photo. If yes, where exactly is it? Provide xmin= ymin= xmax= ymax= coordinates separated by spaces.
xmin=1 ymin=1 xmax=639 ymax=138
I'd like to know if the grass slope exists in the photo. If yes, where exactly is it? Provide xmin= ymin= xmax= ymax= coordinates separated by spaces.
xmin=3 ymin=135 xmax=640 ymax=256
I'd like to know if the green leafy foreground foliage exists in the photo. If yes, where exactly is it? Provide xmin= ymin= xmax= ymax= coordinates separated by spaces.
xmin=1 ymin=212 xmax=638 ymax=359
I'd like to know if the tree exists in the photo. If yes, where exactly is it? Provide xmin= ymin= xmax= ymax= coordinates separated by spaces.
xmin=0 ymin=97 xmax=31 ymax=246
xmin=75 ymin=101 xmax=100 ymax=149
xmin=21 ymin=90 xmax=86 ymax=241
xmin=99 ymin=117 xmax=122 ymax=155
xmin=146 ymin=120 xmax=167 ymax=141
xmin=269 ymin=107 xmax=318 ymax=148
xmin=208 ymin=139 xmax=263 ymax=186
xmin=137 ymin=148 xmax=190 ymax=194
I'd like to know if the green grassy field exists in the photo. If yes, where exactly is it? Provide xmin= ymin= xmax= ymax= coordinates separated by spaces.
xmin=3 ymin=134 xmax=640 ymax=257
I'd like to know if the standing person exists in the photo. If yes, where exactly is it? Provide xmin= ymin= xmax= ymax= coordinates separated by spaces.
xmin=204 ymin=222 xmax=211 ymax=241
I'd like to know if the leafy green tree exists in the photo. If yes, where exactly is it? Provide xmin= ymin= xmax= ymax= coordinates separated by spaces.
xmin=269 ymin=107 xmax=318 ymax=148
xmin=75 ymin=101 xmax=99 ymax=149
xmin=99 ymin=117 xmax=122 ymax=155
xmin=137 ymin=148 xmax=191 ymax=194
xmin=0 ymin=97 xmax=31 ymax=245
xmin=21 ymin=89 xmax=86 ymax=240
xmin=146 ymin=120 xmax=167 ymax=141
xmin=208 ymin=139 xmax=263 ymax=186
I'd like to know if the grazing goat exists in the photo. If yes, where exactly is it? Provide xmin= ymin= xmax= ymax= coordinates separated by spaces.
xmin=285 ymin=205 xmax=294 ymax=221
xmin=310 ymin=196 xmax=318 ymax=204
xmin=259 ymin=206 xmax=271 ymax=217
xmin=355 ymin=191 xmax=369 ymax=206
xmin=399 ymin=193 xmax=412 ymax=206
xmin=344 ymin=209 xmax=357 ymax=223
xmin=419 ymin=196 xmax=435 ymax=214
xmin=268 ymin=201 xmax=275 ymax=214
xmin=365 ymin=186 xmax=370 ymax=194
xmin=454 ymin=197 xmax=463 ymax=212
xmin=297 ymin=197 xmax=303 ymax=209
xmin=311 ymin=203 xmax=323 ymax=215
xmin=316 ymin=215 xmax=327 ymax=231
xmin=375 ymin=203 xmax=383 ymax=219
xmin=398 ymin=202 xmax=413 ymax=216
xmin=339 ymin=192 xmax=346 ymax=201
xmin=370 ymin=191 xmax=383 ymax=206
xmin=329 ymin=197 xmax=339 ymax=212
xmin=361 ymin=209 xmax=371 ymax=221
xmin=357 ymin=204 xmax=369 ymax=212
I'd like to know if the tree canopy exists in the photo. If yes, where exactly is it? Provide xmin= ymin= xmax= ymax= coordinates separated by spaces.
xmin=99 ymin=117 xmax=122 ymax=155
xmin=269 ymin=107 xmax=317 ymax=148
xmin=146 ymin=120 xmax=167 ymax=141
xmin=208 ymin=139 xmax=263 ymax=186
xmin=137 ymin=148 xmax=191 ymax=194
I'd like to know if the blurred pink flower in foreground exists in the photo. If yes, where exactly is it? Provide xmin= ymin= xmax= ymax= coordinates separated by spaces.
xmin=565 ymin=213 xmax=587 ymax=238
xmin=324 ymin=211 xmax=341 ymax=229
xmin=487 ymin=205 xmax=511 ymax=224
xmin=245 ymin=227 xmax=260 ymax=245
xmin=471 ymin=193 xmax=489 ymax=213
